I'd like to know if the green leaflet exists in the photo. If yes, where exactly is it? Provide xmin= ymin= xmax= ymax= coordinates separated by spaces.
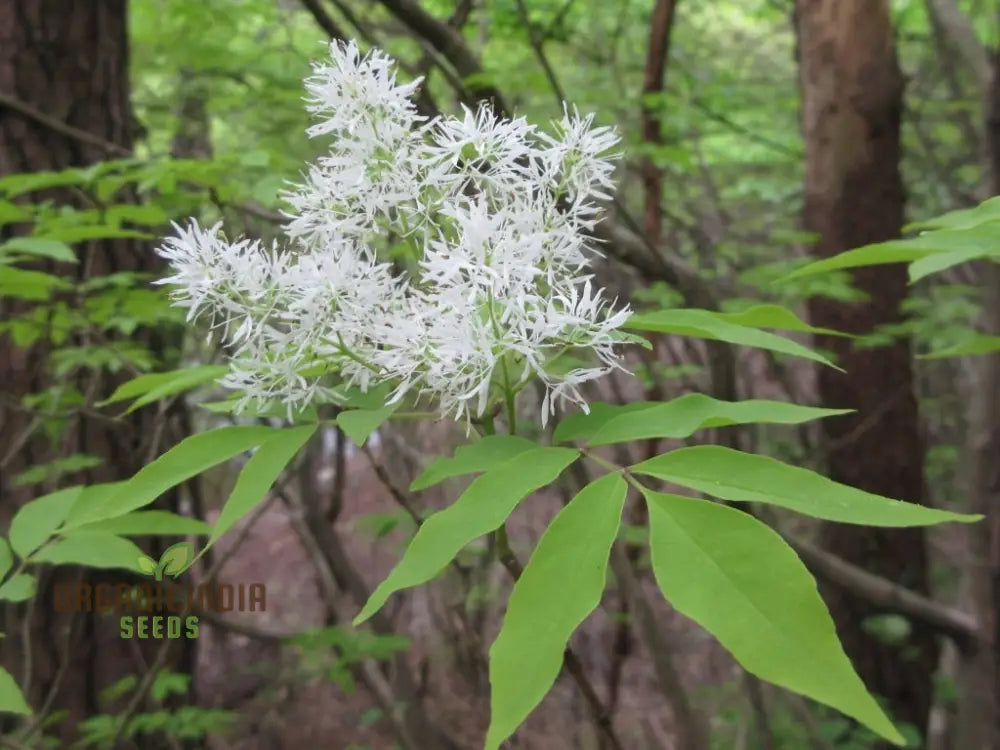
xmin=552 ymin=402 xmax=659 ymax=444
xmin=632 ymin=445 xmax=980 ymax=526
xmin=98 ymin=364 xmax=229 ymax=409
xmin=9 ymin=486 xmax=83 ymax=559
xmin=203 ymin=425 xmax=317 ymax=552
xmin=0 ymin=237 xmax=76 ymax=263
xmin=644 ymin=490 xmax=904 ymax=745
xmin=712 ymin=303 xmax=846 ymax=336
xmin=782 ymin=223 xmax=1000 ymax=281
xmin=410 ymin=435 xmax=539 ymax=491
xmin=625 ymin=308 xmax=837 ymax=368
xmin=580 ymin=394 xmax=851 ymax=446
xmin=486 ymin=473 xmax=626 ymax=750
xmin=0 ymin=573 xmax=35 ymax=603
xmin=30 ymin=531 xmax=146 ymax=572
xmin=354 ymin=446 xmax=579 ymax=625
xmin=0 ymin=666 xmax=31 ymax=715
xmin=70 ymin=510 xmax=212 ymax=537
xmin=920 ymin=333 xmax=1000 ymax=359
xmin=63 ymin=426 xmax=278 ymax=528
xmin=337 ymin=403 xmax=399 ymax=446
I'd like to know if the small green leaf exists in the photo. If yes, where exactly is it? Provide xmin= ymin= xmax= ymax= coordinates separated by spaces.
xmin=905 ymin=197 xmax=1000 ymax=231
xmin=158 ymin=541 xmax=194 ymax=577
xmin=552 ymin=402 xmax=658 ymax=444
xmin=9 ymin=486 xmax=83 ymax=558
xmin=0 ymin=267 xmax=72 ymax=300
xmin=920 ymin=334 xmax=1000 ymax=359
xmin=64 ymin=426 xmax=277 ymax=527
xmin=908 ymin=247 xmax=990 ymax=283
xmin=781 ymin=242 xmax=938 ymax=279
xmin=0 ymin=666 xmax=32 ymax=715
xmin=410 ymin=435 xmax=539 ymax=491
xmin=98 ymin=365 xmax=229 ymax=408
xmin=585 ymin=394 xmax=852 ymax=446
xmin=625 ymin=308 xmax=838 ymax=368
xmin=354 ymin=447 xmax=579 ymax=625
xmin=30 ymin=532 xmax=146 ymax=572
xmin=631 ymin=446 xmax=981 ymax=526
xmin=72 ymin=510 xmax=211 ymax=537
xmin=204 ymin=425 xmax=317 ymax=552
xmin=0 ymin=573 xmax=36 ymax=602
xmin=337 ymin=403 xmax=399 ymax=446
xmin=714 ymin=304 xmax=847 ymax=336
xmin=644 ymin=490 xmax=904 ymax=745
xmin=0 ymin=237 xmax=76 ymax=263
xmin=486 ymin=473 xmax=626 ymax=750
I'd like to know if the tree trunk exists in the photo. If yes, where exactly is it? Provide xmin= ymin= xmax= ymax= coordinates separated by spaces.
xmin=954 ymin=38 xmax=1000 ymax=750
xmin=0 ymin=2 xmax=193 ymax=745
xmin=795 ymin=0 xmax=939 ymax=741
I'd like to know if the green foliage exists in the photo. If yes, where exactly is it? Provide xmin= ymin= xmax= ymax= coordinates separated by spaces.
xmin=644 ymin=490 xmax=904 ymax=743
xmin=631 ymin=445 xmax=979 ymax=525
xmin=553 ymin=393 xmax=852 ymax=446
xmin=625 ymin=307 xmax=839 ymax=367
xmin=409 ymin=434 xmax=539 ymax=491
xmin=74 ymin=671 xmax=234 ymax=748
xmin=354 ymin=447 xmax=580 ymax=625
xmin=486 ymin=473 xmax=627 ymax=749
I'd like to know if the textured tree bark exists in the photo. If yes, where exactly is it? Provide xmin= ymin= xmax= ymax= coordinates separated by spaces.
xmin=0 ymin=2 xmax=192 ymax=745
xmin=954 ymin=39 xmax=1000 ymax=750
xmin=794 ymin=0 xmax=938 ymax=741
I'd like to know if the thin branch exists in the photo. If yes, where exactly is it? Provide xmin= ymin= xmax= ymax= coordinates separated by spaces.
xmin=375 ymin=0 xmax=508 ymax=113
xmin=514 ymin=0 xmax=567 ymax=106
xmin=789 ymin=536 xmax=981 ymax=652
xmin=640 ymin=0 xmax=679 ymax=241
xmin=299 ymin=0 xmax=348 ymax=41
xmin=0 ymin=90 xmax=130 ymax=156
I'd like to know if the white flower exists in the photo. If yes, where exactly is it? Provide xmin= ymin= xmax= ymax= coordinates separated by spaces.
xmin=154 ymin=40 xmax=630 ymax=428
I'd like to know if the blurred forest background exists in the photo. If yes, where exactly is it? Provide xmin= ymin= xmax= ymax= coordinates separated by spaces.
xmin=1 ymin=0 xmax=1000 ymax=748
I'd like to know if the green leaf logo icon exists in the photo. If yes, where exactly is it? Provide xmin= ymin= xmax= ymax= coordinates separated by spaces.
xmin=136 ymin=555 xmax=157 ymax=576
xmin=135 ymin=543 xmax=195 ymax=580
xmin=158 ymin=542 xmax=194 ymax=579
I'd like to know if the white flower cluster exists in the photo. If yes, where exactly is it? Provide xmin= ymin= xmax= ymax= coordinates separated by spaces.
xmin=155 ymin=40 xmax=630 ymax=426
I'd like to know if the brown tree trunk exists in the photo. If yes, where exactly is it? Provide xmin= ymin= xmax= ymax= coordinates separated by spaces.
xmin=0 ymin=2 xmax=193 ymax=745
xmin=795 ymin=0 xmax=939 ymax=741
xmin=954 ymin=37 xmax=1000 ymax=750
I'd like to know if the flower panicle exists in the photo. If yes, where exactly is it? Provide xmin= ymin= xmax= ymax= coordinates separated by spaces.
xmin=155 ymin=39 xmax=630 ymax=427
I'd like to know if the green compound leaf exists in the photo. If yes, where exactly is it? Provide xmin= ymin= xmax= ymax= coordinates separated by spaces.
xmin=486 ymin=473 xmax=626 ymax=750
xmin=410 ymin=435 xmax=539 ymax=491
xmin=643 ymin=490 xmax=904 ymax=745
xmin=632 ymin=445 xmax=981 ymax=526
xmin=354 ymin=447 xmax=579 ymax=625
